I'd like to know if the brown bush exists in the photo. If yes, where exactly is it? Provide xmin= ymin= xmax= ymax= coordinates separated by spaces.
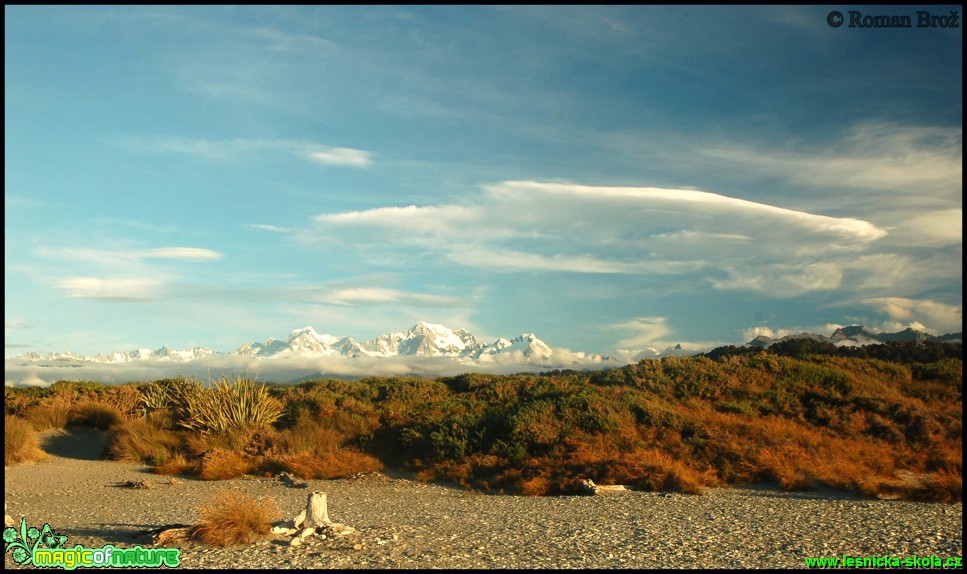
xmin=189 ymin=489 xmax=280 ymax=546
xmin=97 ymin=384 xmax=144 ymax=421
xmin=153 ymin=454 xmax=198 ymax=476
xmin=199 ymin=448 xmax=252 ymax=480
xmin=281 ymin=448 xmax=383 ymax=480
xmin=70 ymin=401 xmax=124 ymax=430
xmin=25 ymin=402 xmax=72 ymax=431
xmin=5 ymin=415 xmax=46 ymax=465
xmin=107 ymin=419 xmax=182 ymax=465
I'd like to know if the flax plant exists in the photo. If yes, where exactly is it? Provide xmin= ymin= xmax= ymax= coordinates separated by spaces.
xmin=177 ymin=375 xmax=283 ymax=435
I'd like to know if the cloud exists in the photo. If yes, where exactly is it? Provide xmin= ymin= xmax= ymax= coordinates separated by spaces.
xmin=36 ymin=246 xmax=223 ymax=266
xmin=310 ymin=287 xmax=468 ymax=308
xmin=147 ymin=136 xmax=373 ymax=167
xmin=614 ymin=317 xmax=672 ymax=349
xmin=711 ymin=262 xmax=844 ymax=297
xmin=57 ymin=277 xmax=162 ymax=301
xmin=306 ymin=147 xmax=372 ymax=167
xmin=246 ymin=223 xmax=288 ymax=232
xmin=312 ymin=180 xmax=886 ymax=296
xmin=699 ymin=123 xmax=962 ymax=199
xmin=740 ymin=323 xmax=844 ymax=343
xmin=3 ymin=352 xmax=630 ymax=387
xmin=137 ymin=247 xmax=223 ymax=261
xmin=883 ymin=208 xmax=962 ymax=248
xmin=860 ymin=297 xmax=962 ymax=335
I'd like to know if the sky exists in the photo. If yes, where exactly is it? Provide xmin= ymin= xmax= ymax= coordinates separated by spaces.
xmin=4 ymin=6 xmax=963 ymax=372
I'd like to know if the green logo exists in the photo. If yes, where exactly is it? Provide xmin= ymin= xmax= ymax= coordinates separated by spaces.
xmin=4 ymin=517 xmax=180 ymax=569
xmin=4 ymin=517 xmax=68 ymax=565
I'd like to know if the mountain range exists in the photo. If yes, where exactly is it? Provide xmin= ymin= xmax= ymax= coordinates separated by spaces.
xmin=747 ymin=326 xmax=962 ymax=349
xmin=8 ymin=323 xmax=961 ymax=370
xmin=9 ymin=321 xmax=607 ymax=366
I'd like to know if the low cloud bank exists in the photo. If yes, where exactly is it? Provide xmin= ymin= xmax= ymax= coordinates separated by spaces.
xmin=4 ymin=353 xmax=632 ymax=387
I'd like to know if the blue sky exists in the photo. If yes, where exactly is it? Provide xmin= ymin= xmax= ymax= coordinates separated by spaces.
xmin=5 ymin=5 xmax=962 ymax=361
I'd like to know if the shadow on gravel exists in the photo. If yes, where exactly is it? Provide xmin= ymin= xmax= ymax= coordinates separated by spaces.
xmin=53 ymin=524 xmax=155 ymax=546
xmin=40 ymin=426 xmax=109 ymax=461
xmin=736 ymin=483 xmax=869 ymax=501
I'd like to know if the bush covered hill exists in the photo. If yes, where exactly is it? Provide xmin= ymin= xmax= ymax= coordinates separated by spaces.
xmin=5 ymin=341 xmax=961 ymax=502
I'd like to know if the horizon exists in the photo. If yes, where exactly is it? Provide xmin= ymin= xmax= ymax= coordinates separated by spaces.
xmin=5 ymin=6 xmax=962 ymax=379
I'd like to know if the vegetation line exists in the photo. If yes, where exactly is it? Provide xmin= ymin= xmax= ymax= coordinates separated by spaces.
xmin=5 ymin=341 xmax=961 ymax=502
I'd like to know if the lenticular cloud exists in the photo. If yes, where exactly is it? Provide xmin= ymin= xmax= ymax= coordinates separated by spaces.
xmin=313 ymin=180 xmax=887 ymax=286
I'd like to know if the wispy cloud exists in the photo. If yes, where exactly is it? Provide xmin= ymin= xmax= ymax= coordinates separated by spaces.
xmin=312 ymin=180 xmax=887 ymax=297
xmin=137 ymin=247 xmax=222 ymax=261
xmin=614 ymin=317 xmax=672 ymax=349
xmin=246 ymin=223 xmax=289 ymax=232
xmin=36 ymin=246 xmax=223 ymax=267
xmin=35 ymin=245 xmax=223 ymax=303
xmin=306 ymin=147 xmax=372 ymax=167
xmin=309 ymin=287 xmax=468 ymax=308
xmin=57 ymin=277 xmax=162 ymax=301
xmin=699 ymin=123 xmax=962 ymax=200
xmin=146 ymin=136 xmax=373 ymax=167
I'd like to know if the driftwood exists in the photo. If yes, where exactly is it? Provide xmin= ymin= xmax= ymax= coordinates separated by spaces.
xmin=149 ymin=524 xmax=193 ymax=546
xmin=581 ymin=479 xmax=630 ymax=495
xmin=272 ymin=491 xmax=355 ymax=547
xmin=279 ymin=472 xmax=309 ymax=489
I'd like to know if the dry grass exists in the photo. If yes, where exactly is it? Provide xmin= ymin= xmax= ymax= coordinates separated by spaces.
xmin=70 ymin=401 xmax=124 ymax=430
xmin=280 ymin=448 xmax=383 ymax=480
xmin=153 ymin=454 xmax=198 ymax=476
xmin=189 ymin=488 xmax=280 ymax=547
xmin=199 ymin=448 xmax=253 ymax=480
xmin=5 ymin=415 xmax=46 ymax=465
xmin=25 ymin=402 xmax=72 ymax=431
xmin=106 ymin=419 xmax=182 ymax=465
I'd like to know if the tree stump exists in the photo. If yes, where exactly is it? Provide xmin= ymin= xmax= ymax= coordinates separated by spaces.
xmin=303 ymin=491 xmax=332 ymax=528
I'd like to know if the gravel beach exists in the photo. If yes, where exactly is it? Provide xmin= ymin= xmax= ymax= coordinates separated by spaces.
xmin=4 ymin=427 xmax=962 ymax=569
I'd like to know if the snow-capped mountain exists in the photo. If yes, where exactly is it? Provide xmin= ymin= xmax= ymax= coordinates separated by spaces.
xmin=10 ymin=322 xmax=577 ymax=366
xmin=13 ymin=346 xmax=218 ymax=364
xmin=361 ymin=321 xmax=481 ymax=357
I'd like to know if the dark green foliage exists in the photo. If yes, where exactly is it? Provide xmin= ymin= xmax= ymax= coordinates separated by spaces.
xmin=3 ymin=350 xmax=961 ymax=501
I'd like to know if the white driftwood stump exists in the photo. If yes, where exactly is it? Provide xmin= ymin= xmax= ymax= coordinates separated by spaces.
xmin=272 ymin=491 xmax=356 ymax=547
xmin=299 ymin=491 xmax=332 ymax=528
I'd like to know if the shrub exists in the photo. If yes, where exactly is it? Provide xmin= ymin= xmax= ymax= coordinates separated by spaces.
xmin=70 ymin=401 xmax=124 ymax=430
xmin=106 ymin=419 xmax=182 ymax=465
xmin=25 ymin=402 xmax=72 ymax=431
xmin=153 ymin=454 xmax=197 ymax=476
xmin=5 ymin=415 xmax=46 ymax=465
xmin=279 ymin=448 xmax=383 ymax=480
xmin=199 ymin=448 xmax=252 ymax=480
xmin=177 ymin=376 xmax=283 ymax=435
xmin=189 ymin=489 xmax=280 ymax=546
xmin=97 ymin=384 xmax=144 ymax=421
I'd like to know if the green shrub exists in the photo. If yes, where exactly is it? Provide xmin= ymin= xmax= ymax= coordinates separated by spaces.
xmin=175 ymin=376 xmax=283 ymax=435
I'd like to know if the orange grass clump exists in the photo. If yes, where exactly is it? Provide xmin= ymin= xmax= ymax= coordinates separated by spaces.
xmin=189 ymin=489 xmax=280 ymax=547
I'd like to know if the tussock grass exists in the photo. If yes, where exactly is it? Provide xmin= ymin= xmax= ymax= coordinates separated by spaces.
xmin=278 ymin=448 xmax=384 ymax=480
xmin=70 ymin=401 xmax=124 ymax=430
xmin=189 ymin=489 xmax=280 ymax=547
xmin=106 ymin=418 xmax=182 ymax=465
xmin=199 ymin=448 xmax=252 ymax=480
xmin=25 ymin=402 xmax=72 ymax=431
xmin=5 ymin=415 xmax=46 ymax=465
